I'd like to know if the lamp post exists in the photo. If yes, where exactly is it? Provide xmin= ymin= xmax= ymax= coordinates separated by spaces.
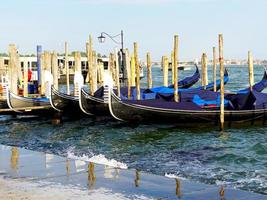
xmin=98 ymin=30 xmax=125 ymax=83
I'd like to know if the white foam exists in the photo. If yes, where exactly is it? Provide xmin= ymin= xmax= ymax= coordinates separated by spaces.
xmin=67 ymin=151 xmax=128 ymax=169
xmin=164 ymin=173 xmax=187 ymax=180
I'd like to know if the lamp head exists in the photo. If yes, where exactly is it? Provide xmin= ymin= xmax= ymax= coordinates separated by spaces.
xmin=98 ymin=34 xmax=106 ymax=43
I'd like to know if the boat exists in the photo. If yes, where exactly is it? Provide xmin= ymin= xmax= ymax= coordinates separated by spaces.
xmin=6 ymin=87 xmax=53 ymax=115
xmin=79 ymin=65 xmax=201 ymax=116
xmin=168 ymin=64 xmax=200 ymax=89
xmin=108 ymin=68 xmax=267 ymax=125
xmin=50 ymin=86 xmax=85 ymax=117
xmin=238 ymin=67 xmax=267 ymax=93
xmin=80 ymin=87 xmax=109 ymax=116
xmin=108 ymin=86 xmax=267 ymax=125
xmin=141 ymin=68 xmax=229 ymax=97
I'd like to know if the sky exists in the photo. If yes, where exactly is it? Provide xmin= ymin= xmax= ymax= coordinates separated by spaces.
xmin=0 ymin=0 xmax=267 ymax=61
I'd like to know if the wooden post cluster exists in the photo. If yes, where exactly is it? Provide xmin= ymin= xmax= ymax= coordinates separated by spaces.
xmin=65 ymin=42 xmax=70 ymax=95
xmin=134 ymin=42 xmax=140 ymax=100
xmin=23 ymin=58 xmax=28 ymax=97
xmin=213 ymin=47 xmax=217 ymax=92
xmin=146 ymin=52 xmax=152 ymax=89
xmin=248 ymin=51 xmax=254 ymax=91
xmin=173 ymin=35 xmax=179 ymax=102
xmin=8 ymin=44 xmax=19 ymax=95
xmin=219 ymin=34 xmax=225 ymax=131
xmin=162 ymin=56 xmax=169 ymax=87
xmin=201 ymin=53 xmax=208 ymax=89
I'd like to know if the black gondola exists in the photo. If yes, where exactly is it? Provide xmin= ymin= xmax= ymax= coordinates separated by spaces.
xmin=80 ymin=87 xmax=109 ymax=116
xmin=79 ymin=67 xmax=228 ymax=116
xmin=50 ymin=86 xmax=85 ymax=117
xmin=170 ymin=64 xmax=200 ymax=89
xmin=108 ymin=87 xmax=267 ymax=125
xmin=79 ymin=65 xmax=200 ymax=116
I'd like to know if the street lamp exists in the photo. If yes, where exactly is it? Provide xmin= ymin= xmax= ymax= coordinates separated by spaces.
xmin=98 ymin=30 xmax=125 ymax=82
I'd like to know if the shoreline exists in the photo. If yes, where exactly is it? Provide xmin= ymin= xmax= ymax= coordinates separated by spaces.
xmin=0 ymin=144 xmax=266 ymax=200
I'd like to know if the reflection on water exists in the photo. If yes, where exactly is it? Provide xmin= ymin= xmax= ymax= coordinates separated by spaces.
xmin=219 ymin=186 xmax=225 ymax=200
xmin=75 ymin=160 xmax=86 ymax=173
xmin=104 ymin=166 xmax=120 ymax=179
xmin=134 ymin=170 xmax=141 ymax=187
xmin=88 ymin=162 xmax=96 ymax=189
xmin=10 ymin=147 xmax=19 ymax=170
xmin=175 ymin=178 xmax=182 ymax=199
xmin=66 ymin=159 xmax=70 ymax=176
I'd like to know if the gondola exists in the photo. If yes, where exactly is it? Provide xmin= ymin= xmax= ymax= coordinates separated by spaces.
xmin=79 ymin=65 xmax=200 ymax=116
xmin=6 ymin=87 xmax=53 ymax=115
xmin=50 ymin=86 xmax=85 ymax=117
xmin=79 ymin=67 xmax=228 ymax=116
xmin=108 ymin=86 xmax=267 ymax=125
xmin=170 ymin=64 xmax=200 ymax=89
xmin=238 ymin=67 xmax=267 ymax=93
xmin=143 ymin=69 xmax=229 ymax=96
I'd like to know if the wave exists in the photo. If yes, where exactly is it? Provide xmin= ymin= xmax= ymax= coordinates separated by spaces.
xmin=164 ymin=173 xmax=187 ymax=180
xmin=67 ymin=151 xmax=128 ymax=169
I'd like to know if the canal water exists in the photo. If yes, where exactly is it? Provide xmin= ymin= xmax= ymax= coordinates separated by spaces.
xmin=0 ymin=65 xmax=266 ymax=195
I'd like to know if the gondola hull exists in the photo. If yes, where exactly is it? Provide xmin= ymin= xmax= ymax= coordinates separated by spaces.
xmin=109 ymin=90 xmax=267 ymax=125
xmin=79 ymin=69 xmax=228 ymax=116
xmin=6 ymin=88 xmax=54 ymax=116
xmin=50 ymin=86 xmax=85 ymax=117
xmin=80 ymin=88 xmax=109 ymax=116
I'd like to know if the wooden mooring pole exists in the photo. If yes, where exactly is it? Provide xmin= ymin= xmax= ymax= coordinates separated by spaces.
xmin=173 ymin=35 xmax=179 ymax=102
xmin=125 ymin=49 xmax=132 ymax=98
xmin=87 ymin=35 xmax=93 ymax=94
xmin=74 ymin=51 xmax=81 ymax=96
xmin=91 ymin=51 xmax=98 ymax=94
xmin=147 ymin=52 xmax=152 ymax=89
xmin=23 ymin=58 xmax=28 ymax=97
xmin=201 ymin=53 xmax=208 ymax=90
xmin=130 ymin=54 xmax=136 ymax=87
xmin=8 ymin=44 xmax=19 ymax=95
xmin=109 ymin=53 xmax=115 ymax=86
xmin=219 ymin=34 xmax=225 ymax=131
xmin=41 ymin=51 xmax=51 ymax=96
xmin=171 ymin=51 xmax=174 ymax=84
xmin=248 ymin=51 xmax=254 ymax=91
xmin=114 ymin=50 xmax=120 ymax=97
xmin=134 ymin=42 xmax=140 ymax=100
xmin=213 ymin=47 xmax=217 ymax=92
xmin=65 ymin=42 xmax=70 ymax=95
xmin=163 ymin=56 xmax=168 ymax=87
xmin=51 ymin=51 xmax=58 ymax=90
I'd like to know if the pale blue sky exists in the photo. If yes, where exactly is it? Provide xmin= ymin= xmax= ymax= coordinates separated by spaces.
xmin=0 ymin=0 xmax=266 ymax=61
